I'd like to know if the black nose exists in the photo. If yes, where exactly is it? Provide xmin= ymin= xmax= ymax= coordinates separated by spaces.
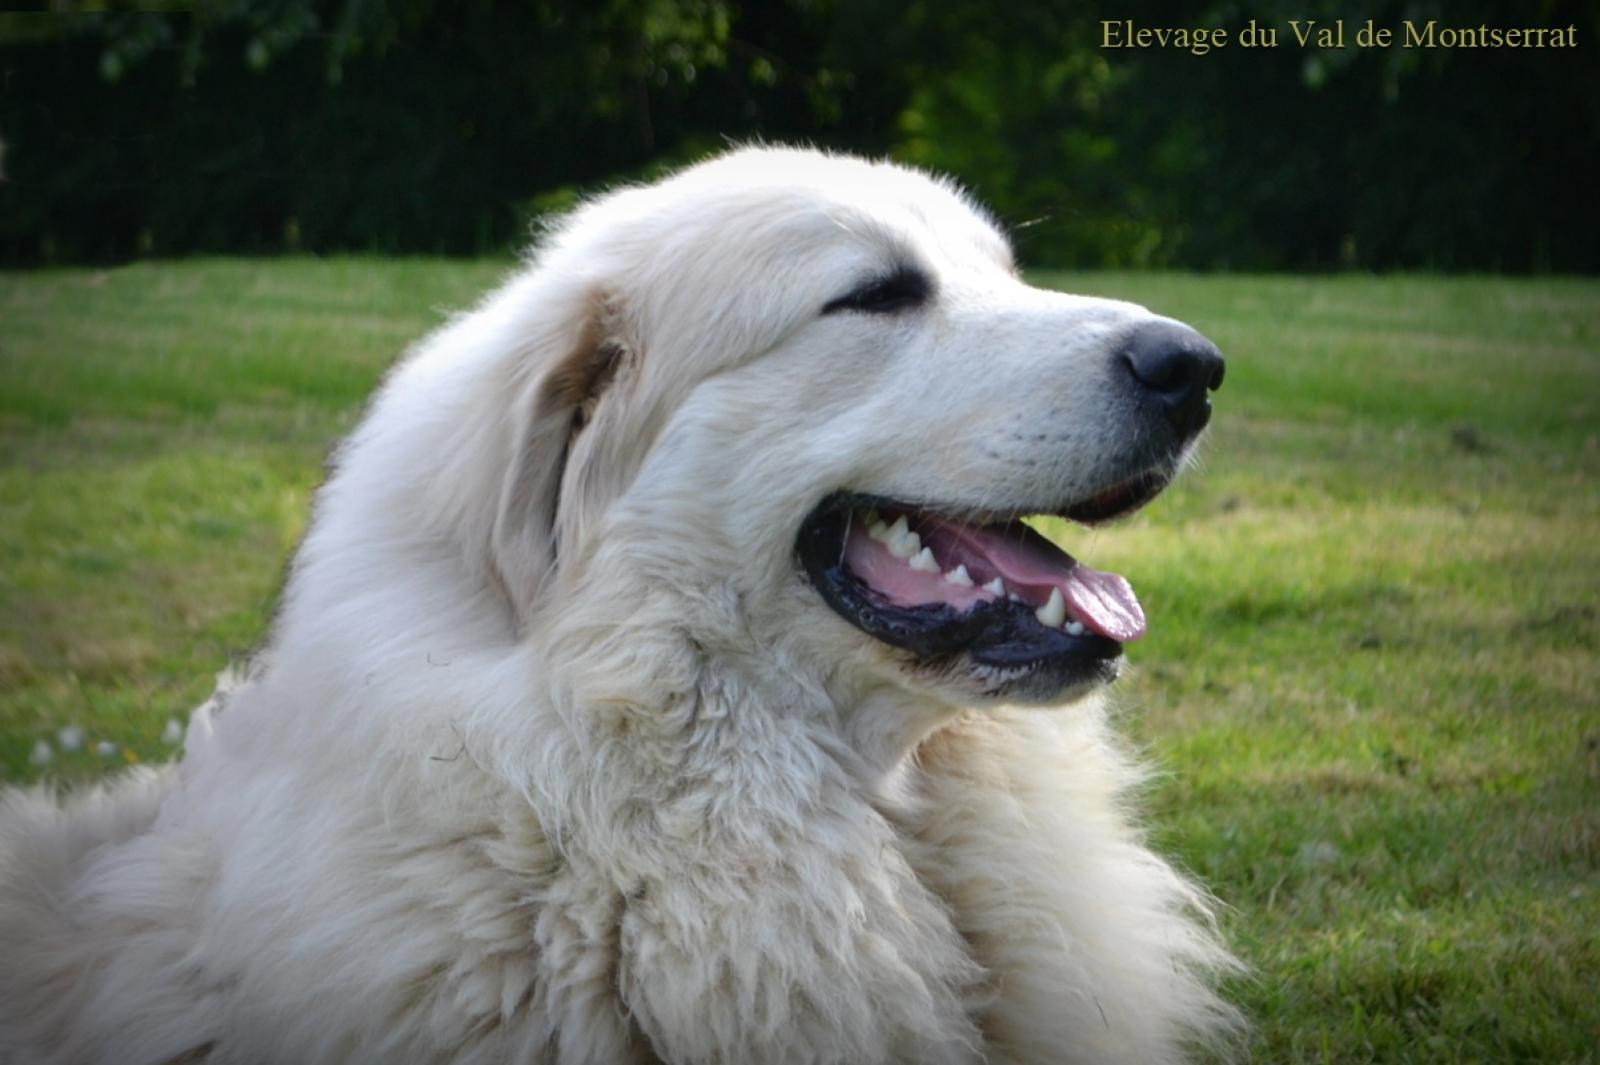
xmin=1119 ymin=319 xmax=1225 ymax=439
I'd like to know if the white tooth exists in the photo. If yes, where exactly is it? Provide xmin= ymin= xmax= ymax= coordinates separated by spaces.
xmin=867 ymin=521 xmax=890 ymax=542
xmin=888 ymin=528 xmax=921 ymax=560
xmin=910 ymin=546 xmax=940 ymax=572
xmin=1065 ymin=620 xmax=1085 ymax=636
xmin=883 ymin=517 xmax=915 ymax=557
xmin=984 ymin=578 xmax=1006 ymax=596
xmin=1010 ymin=593 xmax=1023 ymax=603
xmin=943 ymin=564 xmax=974 ymax=587
xmin=1035 ymin=588 xmax=1066 ymax=628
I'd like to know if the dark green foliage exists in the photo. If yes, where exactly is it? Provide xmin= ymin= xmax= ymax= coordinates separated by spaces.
xmin=2 ymin=0 xmax=1596 ymax=269
xmin=1 ymin=1 xmax=745 ymax=259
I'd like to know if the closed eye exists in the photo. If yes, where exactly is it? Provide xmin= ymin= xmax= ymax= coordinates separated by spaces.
xmin=822 ymin=264 xmax=933 ymax=316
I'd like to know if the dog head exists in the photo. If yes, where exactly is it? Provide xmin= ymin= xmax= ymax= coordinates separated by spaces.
xmin=477 ymin=147 xmax=1222 ymax=711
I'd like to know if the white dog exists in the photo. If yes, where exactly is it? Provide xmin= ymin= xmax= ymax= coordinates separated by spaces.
xmin=1 ymin=147 xmax=1238 ymax=1064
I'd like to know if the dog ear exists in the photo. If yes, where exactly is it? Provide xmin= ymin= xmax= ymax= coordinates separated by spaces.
xmin=489 ymin=287 xmax=633 ymax=620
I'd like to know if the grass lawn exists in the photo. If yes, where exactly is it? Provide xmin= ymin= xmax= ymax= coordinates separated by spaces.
xmin=3 ymin=260 xmax=1597 ymax=1062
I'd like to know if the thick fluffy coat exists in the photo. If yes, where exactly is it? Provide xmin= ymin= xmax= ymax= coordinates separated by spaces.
xmin=1 ymin=148 xmax=1238 ymax=1064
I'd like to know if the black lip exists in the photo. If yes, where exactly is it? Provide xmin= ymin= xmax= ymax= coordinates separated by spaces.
xmin=1064 ymin=468 xmax=1170 ymax=525
xmin=795 ymin=493 xmax=1124 ymax=694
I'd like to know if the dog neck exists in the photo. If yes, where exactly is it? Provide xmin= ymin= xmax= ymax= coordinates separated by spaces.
xmin=527 ymin=533 xmax=969 ymax=816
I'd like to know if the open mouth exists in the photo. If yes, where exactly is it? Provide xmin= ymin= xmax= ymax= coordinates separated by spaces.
xmin=796 ymin=470 xmax=1169 ymax=699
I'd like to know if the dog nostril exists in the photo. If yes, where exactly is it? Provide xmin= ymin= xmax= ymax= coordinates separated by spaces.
xmin=1122 ymin=320 xmax=1225 ymax=396
xmin=1119 ymin=319 xmax=1225 ymax=437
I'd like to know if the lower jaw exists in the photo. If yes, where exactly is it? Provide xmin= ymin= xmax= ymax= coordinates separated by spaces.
xmin=957 ymin=651 xmax=1122 ymax=704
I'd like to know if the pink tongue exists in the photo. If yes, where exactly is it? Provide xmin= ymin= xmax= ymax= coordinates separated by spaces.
xmin=845 ymin=515 xmax=1148 ymax=643
xmin=1057 ymin=564 xmax=1146 ymax=643
xmin=943 ymin=521 xmax=1147 ymax=643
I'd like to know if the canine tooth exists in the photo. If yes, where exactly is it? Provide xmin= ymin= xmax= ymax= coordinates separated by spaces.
xmin=888 ymin=529 xmax=921 ymax=560
xmin=1065 ymin=620 xmax=1085 ymax=636
xmin=910 ymin=547 xmax=940 ymax=572
xmin=882 ymin=517 xmax=916 ymax=558
xmin=984 ymin=578 xmax=1005 ymax=596
xmin=943 ymin=564 xmax=974 ymax=587
xmin=1035 ymin=588 xmax=1066 ymax=628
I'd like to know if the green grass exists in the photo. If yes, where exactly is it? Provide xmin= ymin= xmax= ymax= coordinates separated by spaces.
xmin=3 ymin=260 xmax=1597 ymax=1062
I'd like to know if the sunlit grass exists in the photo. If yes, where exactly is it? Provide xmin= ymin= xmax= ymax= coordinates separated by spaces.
xmin=1031 ymin=271 xmax=1600 ymax=1063
xmin=2 ymin=261 xmax=1597 ymax=1061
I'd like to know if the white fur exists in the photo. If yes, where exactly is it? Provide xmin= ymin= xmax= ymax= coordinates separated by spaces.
xmin=0 ymin=148 xmax=1239 ymax=1064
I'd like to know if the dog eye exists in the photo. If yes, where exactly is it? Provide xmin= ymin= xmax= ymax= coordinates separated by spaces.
xmin=822 ymin=266 xmax=931 ymax=316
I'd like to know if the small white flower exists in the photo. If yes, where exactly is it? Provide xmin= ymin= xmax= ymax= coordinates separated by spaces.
xmin=95 ymin=740 xmax=117 ymax=758
xmin=57 ymin=725 xmax=84 ymax=752
xmin=161 ymin=718 xmax=184 ymax=745
xmin=29 ymin=740 xmax=53 ymax=766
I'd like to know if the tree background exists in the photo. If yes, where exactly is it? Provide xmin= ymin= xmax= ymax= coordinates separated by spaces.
xmin=3 ymin=0 xmax=1596 ymax=271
